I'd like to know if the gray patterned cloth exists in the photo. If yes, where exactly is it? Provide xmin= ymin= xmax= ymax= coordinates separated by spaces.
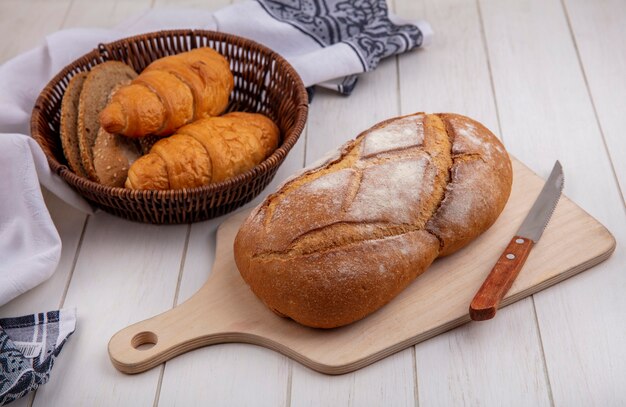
xmin=120 ymin=0 xmax=432 ymax=95
xmin=0 ymin=310 xmax=75 ymax=405
xmin=216 ymin=0 xmax=433 ymax=94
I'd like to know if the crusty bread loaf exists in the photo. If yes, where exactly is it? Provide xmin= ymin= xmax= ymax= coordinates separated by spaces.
xmin=234 ymin=113 xmax=513 ymax=329
xmin=125 ymin=112 xmax=279 ymax=190
xmin=99 ymin=47 xmax=234 ymax=138
xmin=78 ymin=61 xmax=137 ymax=181
xmin=60 ymin=71 xmax=88 ymax=177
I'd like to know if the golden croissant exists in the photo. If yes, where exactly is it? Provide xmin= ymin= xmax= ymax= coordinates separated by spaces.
xmin=125 ymin=112 xmax=280 ymax=190
xmin=99 ymin=47 xmax=234 ymax=138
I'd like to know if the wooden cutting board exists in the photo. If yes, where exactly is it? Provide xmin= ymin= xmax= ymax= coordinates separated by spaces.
xmin=108 ymin=158 xmax=615 ymax=375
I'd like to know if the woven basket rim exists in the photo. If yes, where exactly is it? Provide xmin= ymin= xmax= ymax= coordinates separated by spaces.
xmin=31 ymin=29 xmax=309 ymax=200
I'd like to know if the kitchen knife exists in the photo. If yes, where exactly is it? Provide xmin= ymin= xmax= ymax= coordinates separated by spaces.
xmin=469 ymin=161 xmax=564 ymax=321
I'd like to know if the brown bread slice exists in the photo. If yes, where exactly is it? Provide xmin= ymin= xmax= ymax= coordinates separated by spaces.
xmin=93 ymin=127 xmax=141 ymax=187
xmin=59 ymin=71 xmax=88 ymax=177
xmin=78 ymin=61 xmax=137 ymax=181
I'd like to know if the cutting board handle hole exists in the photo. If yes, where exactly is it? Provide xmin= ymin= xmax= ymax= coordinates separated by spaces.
xmin=131 ymin=331 xmax=158 ymax=351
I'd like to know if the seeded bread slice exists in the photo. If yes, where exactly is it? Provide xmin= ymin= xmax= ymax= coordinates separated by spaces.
xmin=93 ymin=127 xmax=141 ymax=187
xmin=60 ymin=71 xmax=88 ymax=177
xmin=78 ymin=61 xmax=137 ymax=181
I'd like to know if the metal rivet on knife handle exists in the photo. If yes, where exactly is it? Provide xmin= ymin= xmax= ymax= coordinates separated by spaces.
xmin=469 ymin=236 xmax=535 ymax=321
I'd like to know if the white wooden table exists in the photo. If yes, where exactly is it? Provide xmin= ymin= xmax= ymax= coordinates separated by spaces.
xmin=1 ymin=0 xmax=625 ymax=405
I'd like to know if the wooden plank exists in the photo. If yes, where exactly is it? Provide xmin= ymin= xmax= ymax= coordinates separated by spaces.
xmin=291 ymin=348 xmax=415 ymax=407
xmin=0 ymin=0 xmax=71 ymax=64
xmin=415 ymin=300 xmax=551 ymax=406
xmin=153 ymin=0 xmax=226 ymax=7
xmin=33 ymin=212 xmax=188 ymax=406
xmin=63 ymin=0 xmax=152 ymax=29
xmin=396 ymin=0 xmax=499 ymax=131
xmin=158 ymin=342 xmax=290 ymax=407
xmin=562 ymin=0 xmax=626 ymax=199
xmin=478 ymin=0 xmax=626 ymax=404
xmin=396 ymin=0 xmax=552 ymax=403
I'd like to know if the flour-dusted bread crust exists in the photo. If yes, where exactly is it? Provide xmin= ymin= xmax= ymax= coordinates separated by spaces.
xmin=234 ymin=113 xmax=513 ymax=328
xmin=427 ymin=114 xmax=513 ymax=256
xmin=60 ymin=71 xmax=88 ymax=177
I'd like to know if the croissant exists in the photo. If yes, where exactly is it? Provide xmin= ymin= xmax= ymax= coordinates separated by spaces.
xmin=125 ymin=112 xmax=280 ymax=190
xmin=99 ymin=47 xmax=234 ymax=138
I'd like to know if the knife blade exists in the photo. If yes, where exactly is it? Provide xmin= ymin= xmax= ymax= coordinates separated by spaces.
xmin=469 ymin=161 xmax=564 ymax=321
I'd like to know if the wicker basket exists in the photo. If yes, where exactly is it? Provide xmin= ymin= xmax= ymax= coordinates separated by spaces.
xmin=31 ymin=30 xmax=308 ymax=224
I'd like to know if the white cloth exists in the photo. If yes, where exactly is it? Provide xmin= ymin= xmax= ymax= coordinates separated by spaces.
xmin=0 ymin=1 xmax=431 ymax=306
xmin=0 ymin=135 xmax=61 ymax=304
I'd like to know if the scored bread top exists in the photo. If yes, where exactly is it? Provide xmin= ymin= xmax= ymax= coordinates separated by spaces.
xmin=240 ymin=113 xmax=511 ymax=258
xmin=234 ymin=112 xmax=513 ymax=328
xmin=427 ymin=114 xmax=512 ymax=255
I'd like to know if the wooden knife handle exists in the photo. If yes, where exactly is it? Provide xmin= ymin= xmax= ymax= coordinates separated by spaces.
xmin=469 ymin=236 xmax=535 ymax=321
